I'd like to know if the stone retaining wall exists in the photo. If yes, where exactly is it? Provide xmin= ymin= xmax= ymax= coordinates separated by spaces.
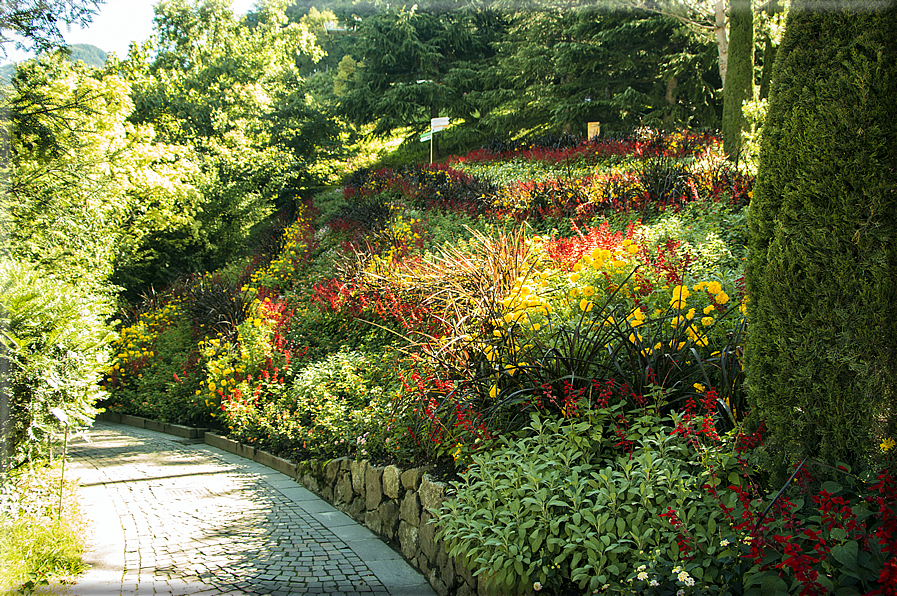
xmin=296 ymin=458 xmax=483 ymax=596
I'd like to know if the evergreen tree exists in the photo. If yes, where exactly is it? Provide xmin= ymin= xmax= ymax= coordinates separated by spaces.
xmin=481 ymin=7 xmax=719 ymax=137
xmin=337 ymin=4 xmax=502 ymax=137
xmin=745 ymin=0 xmax=897 ymax=477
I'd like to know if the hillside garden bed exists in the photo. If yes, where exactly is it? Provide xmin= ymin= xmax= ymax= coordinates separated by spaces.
xmin=100 ymin=131 xmax=897 ymax=595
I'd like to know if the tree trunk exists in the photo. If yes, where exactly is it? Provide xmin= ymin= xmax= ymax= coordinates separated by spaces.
xmin=714 ymin=0 xmax=729 ymax=87
xmin=722 ymin=0 xmax=753 ymax=161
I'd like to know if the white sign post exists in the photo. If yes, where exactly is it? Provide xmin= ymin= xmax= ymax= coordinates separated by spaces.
xmin=421 ymin=117 xmax=450 ymax=163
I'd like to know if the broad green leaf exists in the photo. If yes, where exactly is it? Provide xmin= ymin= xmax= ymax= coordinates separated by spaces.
xmin=821 ymin=481 xmax=843 ymax=494
xmin=831 ymin=541 xmax=859 ymax=571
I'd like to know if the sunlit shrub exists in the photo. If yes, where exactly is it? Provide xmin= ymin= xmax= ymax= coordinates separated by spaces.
xmin=1 ymin=259 xmax=112 ymax=464
xmin=220 ymin=348 xmax=411 ymax=462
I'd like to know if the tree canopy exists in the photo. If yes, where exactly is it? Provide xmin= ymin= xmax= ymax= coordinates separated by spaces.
xmin=0 ymin=0 xmax=101 ymax=58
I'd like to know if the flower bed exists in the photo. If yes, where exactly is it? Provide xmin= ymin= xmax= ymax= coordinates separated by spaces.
xmin=102 ymin=130 xmax=897 ymax=594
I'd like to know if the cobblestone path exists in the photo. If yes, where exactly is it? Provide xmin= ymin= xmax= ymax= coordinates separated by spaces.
xmin=68 ymin=422 xmax=434 ymax=596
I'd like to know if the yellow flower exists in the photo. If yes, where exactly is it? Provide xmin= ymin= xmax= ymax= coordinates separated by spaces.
xmin=701 ymin=316 xmax=715 ymax=327
xmin=694 ymin=383 xmax=706 ymax=393
xmin=582 ymin=285 xmax=596 ymax=297
xmin=580 ymin=299 xmax=593 ymax=312
xmin=451 ymin=444 xmax=463 ymax=461
xmin=671 ymin=285 xmax=691 ymax=302
xmin=703 ymin=304 xmax=716 ymax=315
xmin=715 ymin=292 xmax=730 ymax=305
xmin=882 ymin=438 xmax=896 ymax=452
xmin=489 ymin=385 xmax=499 ymax=399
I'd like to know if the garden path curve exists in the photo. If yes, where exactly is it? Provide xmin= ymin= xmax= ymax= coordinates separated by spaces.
xmin=68 ymin=422 xmax=435 ymax=596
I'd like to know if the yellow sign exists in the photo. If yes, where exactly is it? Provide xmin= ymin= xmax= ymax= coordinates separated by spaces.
xmin=588 ymin=122 xmax=601 ymax=139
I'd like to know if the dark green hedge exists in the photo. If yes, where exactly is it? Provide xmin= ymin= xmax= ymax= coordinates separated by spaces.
xmin=745 ymin=0 xmax=897 ymax=476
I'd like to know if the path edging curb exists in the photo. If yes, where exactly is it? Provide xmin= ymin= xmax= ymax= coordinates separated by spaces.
xmin=96 ymin=411 xmax=207 ymax=439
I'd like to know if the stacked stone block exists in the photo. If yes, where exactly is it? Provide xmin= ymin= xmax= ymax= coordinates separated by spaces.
xmin=298 ymin=458 xmax=480 ymax=596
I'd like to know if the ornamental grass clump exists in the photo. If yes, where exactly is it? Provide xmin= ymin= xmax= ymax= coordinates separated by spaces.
xmin=383 ymin=219 xmax=747 ymax=465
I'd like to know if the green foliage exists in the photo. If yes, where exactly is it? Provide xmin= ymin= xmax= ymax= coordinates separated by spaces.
xmin=0 ymin=0 xmax=100 ymax=58
xmin=0 ymin=260 xmax=112 ymax=466
xmin=3 ymin=55 xmax=202 ymax=296
xmin=337 ymin=5 xmax=499 ymax=138
xmin=112 ymin=0 xmax=333 ymax=297
xmin=102 ymin=296 xmax=210 ymax=427
xmin=438 ymin=405 xmax=746 ymax=594
xmin=220 ymin=348 xmax=410 ymax=462
xmin=722 ymin=0 xmax=754 ymax=161
xmin=478 ymin=8 xmax=720 ymax=137
xmin=745 ymin=0 xmax=897 ymax=478
xmin=740 ymin=98 xmax=768 ymax=172
xmin=0 ymin=463 xmax=86 ymax=593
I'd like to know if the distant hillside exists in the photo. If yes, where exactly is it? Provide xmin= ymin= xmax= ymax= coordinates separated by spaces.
xmin=67 ymin=44 xmax=108 ymax=68
xmin=1 ymin=44 xmax=107 ymax=83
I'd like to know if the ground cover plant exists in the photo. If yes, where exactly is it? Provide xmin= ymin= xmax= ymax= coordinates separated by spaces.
xmin=101 ymin=129 xmax=897 ymax=594
xmin=0 ymin=462 xmax=86 ymax=594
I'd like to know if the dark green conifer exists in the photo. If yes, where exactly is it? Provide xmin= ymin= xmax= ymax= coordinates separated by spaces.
xmin=745 ymin=0 xmax=897 ymax=475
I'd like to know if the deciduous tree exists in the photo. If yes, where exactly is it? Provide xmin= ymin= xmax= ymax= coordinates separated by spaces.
xmin=0 ymin=0 xmax=101 ymax=58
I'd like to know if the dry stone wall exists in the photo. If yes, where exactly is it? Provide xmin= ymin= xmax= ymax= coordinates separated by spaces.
xmin=298 ymin=458 xmax=483 ymax=596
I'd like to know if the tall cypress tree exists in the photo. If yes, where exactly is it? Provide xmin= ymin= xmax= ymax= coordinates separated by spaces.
xmin=745 ymin=0 xmax=897 ymax=476
xmin=721 ymin=0 xmax=753 ymax=161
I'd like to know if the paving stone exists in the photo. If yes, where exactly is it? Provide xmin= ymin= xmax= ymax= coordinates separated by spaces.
xmin=68 ymin=422 xmax=434 ymax=596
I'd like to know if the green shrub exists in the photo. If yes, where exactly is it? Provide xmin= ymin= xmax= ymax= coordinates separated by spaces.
xmin=103 ymin=295 xmax=212 ymax=427
xmin=437 ymin=399 xmax=747 ymax=595
xmin=745 ymin=0 xmax=897 ymax=478
xmin=221 ymin=349 xmax=411 ymax=462
xmin=0 ymin=260 xmax=112 ymax=467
